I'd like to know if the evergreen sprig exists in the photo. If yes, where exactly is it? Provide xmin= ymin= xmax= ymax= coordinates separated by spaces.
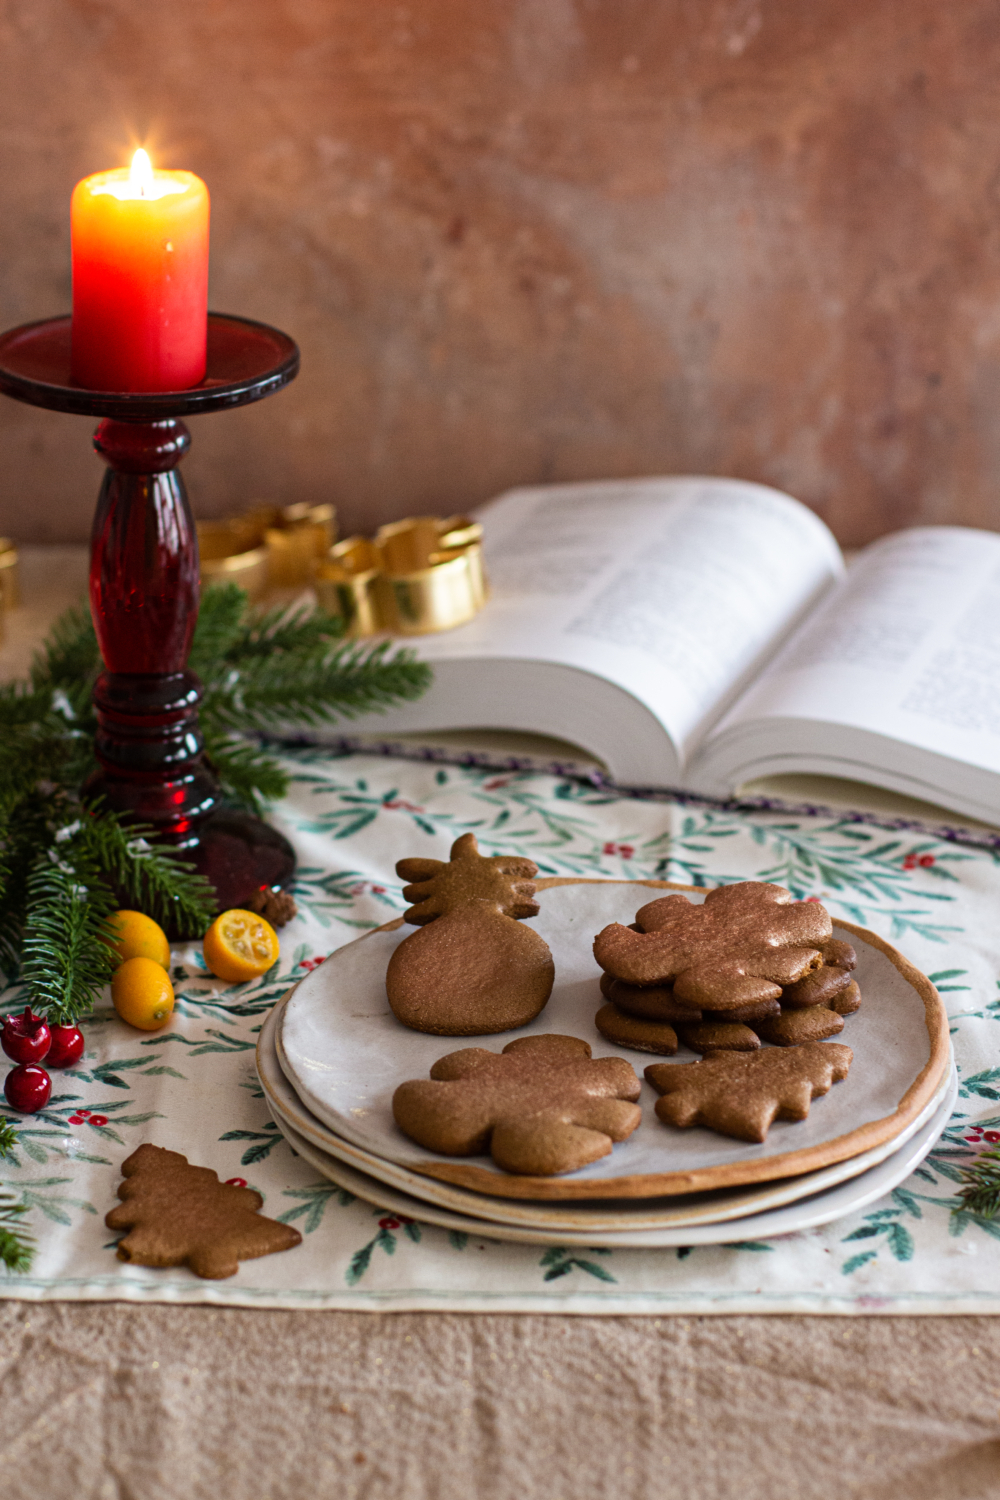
xmin=76 ymin=813 xmax=217 ymax=937
xmin=197 ymin=733 xmax=291 ymax=818
xmin=20 ymin=846 xmax=119 ymax=1026
xmin=0 ymin=1192 xmax=33 ymax=1275
xmin=957 ymin=1143 xmax=1000 ymax=1220
xmin=10 ymin=581 xmax=432 ymax=815
xmin=193 ymin=584 xmax=432 ymax=754
xmin=0 ymin=1124 xmax=33 ymax=1275
xmin=0 ymin=581 xmax=431 ymax=1005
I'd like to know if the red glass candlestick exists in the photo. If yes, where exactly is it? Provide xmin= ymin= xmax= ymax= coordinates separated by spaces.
xmin=0 ymin=313 xmax=300 ymax=913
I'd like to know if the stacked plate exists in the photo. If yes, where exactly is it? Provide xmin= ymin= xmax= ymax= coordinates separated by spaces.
xmin=257 ymin=880 xmax=955 ymax=1248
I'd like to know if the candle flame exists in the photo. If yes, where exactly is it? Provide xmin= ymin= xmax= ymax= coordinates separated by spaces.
xmin=130 ymin=149 xmax=154 ymax=196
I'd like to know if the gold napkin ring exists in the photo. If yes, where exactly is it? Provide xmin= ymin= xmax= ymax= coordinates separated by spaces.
xmin=315 ymin=515 xmax=487 ymax=636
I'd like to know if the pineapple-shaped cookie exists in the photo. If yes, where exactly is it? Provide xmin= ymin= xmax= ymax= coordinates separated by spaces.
xmin=386 ymin=832 xmax=555 ymax=1035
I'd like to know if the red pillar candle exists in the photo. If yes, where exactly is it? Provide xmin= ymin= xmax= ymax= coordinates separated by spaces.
xmin=71 ymin=150 xmax=209 ymax=393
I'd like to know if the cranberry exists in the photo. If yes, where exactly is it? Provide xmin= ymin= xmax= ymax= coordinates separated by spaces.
xmin=1 ymin=1008 xmax=51 ymax=1065
xmin=4 ymin=1064 xmax=52 ymax=1113
xmin=45 ymin=1024 xmax=84 ymax=1069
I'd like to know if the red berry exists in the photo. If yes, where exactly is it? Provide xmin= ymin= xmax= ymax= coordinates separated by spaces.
xmin=4 ymin=1064 xmax=52 ymax=1113
xmin=45 ymin=1025 xmax=84 ymax=1069
xmin=225 ymin=1177 xmax=248 ymax=1188
xmin=1 ymin=1008 xmax=51 ymax=1065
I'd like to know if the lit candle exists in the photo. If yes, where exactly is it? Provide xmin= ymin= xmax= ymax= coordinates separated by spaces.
xmin=71 ymin=149 xmax=210 ymax=392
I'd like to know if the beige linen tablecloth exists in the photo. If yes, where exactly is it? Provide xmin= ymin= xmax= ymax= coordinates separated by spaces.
xmin=2 ymin=1305 xmax=999 ymax=1499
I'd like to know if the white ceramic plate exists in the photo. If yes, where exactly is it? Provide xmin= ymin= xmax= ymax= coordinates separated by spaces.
xmin=259 ymin=995 xmax=954 ymax=1233
xmin=269 ymin=1070 xmax=959 ymax=1249
xmin=278 ymin=880 xmax=949 ymax=1199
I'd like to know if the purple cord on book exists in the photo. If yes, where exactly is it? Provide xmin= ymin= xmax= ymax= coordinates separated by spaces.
xmin=270 ymin=732 xmax=1000 ymax=854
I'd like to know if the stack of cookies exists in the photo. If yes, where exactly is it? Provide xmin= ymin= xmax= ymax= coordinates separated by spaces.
xmin=594 ymin=883 xmax=862 ymax=1059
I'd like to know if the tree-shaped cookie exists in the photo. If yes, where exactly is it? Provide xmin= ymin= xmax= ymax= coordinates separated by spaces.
xmin=593 ymin=882 xmax=832 ymax=1010
xmin=386 ymin=832 xmax=555 ymax=1034
xmin=645 ymin=1041 xmax=853 ymax=1142
xmin=392 ymin=1033 xmax=642 ymax=1174
xmin=105 ymin=1144 xmax=302 ymax=1279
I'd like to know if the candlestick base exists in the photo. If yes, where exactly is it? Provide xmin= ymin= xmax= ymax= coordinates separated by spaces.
xmin=190 ymin=810 xmax=296 ymax=916
xmin=0 ymin=313 xmax=301 ymax=916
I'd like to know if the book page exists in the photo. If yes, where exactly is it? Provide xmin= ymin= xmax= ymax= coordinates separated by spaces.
xmin=705 ymin=526 xmax=1000 ymax=777
xmin=409 ymin=477 xmax=843 ymax=762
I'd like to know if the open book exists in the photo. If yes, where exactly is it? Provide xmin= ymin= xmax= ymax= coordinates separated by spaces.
xmin=331 ymin=477 xmax=1000 ymax=827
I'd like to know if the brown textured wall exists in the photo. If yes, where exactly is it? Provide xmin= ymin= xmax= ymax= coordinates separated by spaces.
xmin=1 ymin=0 xmax=999 ymax=546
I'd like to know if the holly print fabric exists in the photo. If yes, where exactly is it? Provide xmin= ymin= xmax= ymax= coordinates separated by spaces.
xmin=1 ymin=750 xmax=998 ymax=1313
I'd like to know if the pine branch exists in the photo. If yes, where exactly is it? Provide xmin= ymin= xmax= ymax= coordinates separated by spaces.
xmin=0 ymin=789 xmax=72 ymax=976
xmin=0 ymin=680 xmax=59 ymax=729
xmin=0 ymin=1091 xmax=30 ymax=1276
xmin=78 ymin=808 xmax=216 ymax=939
xmin=20 ymin=849 xmax=118 ymax=1026
xmin=202 ymin=639 xmax=432 ymax=732
xmin=957 ymin=1143 xmax=1000 ymax=1220
xmin=186 ymin=582 xmax=247 ymax=676
xmin=0 ymin=1192 xmax=34 ymax=1275
xmin=189 ymin=585 xmax=345 ymax=676
xmin=0 ymin=729 xmax=77 ymax=814
xmin=210 ymin=596 xmax=344 ymax=662
xmin=30 ymin=601 xmax=100 ymax=702
xmin=201 ymin=730 xmax=291 ymax=817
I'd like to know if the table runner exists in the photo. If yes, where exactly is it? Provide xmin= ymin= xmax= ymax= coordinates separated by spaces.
xmin=1 ymin=749 xmax=998 ymax=1314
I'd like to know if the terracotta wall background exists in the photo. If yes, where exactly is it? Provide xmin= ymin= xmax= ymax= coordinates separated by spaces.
xmin=1 ymin=0 xmax=999 ymax=546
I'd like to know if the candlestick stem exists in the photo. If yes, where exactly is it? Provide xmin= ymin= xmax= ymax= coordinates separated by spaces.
xmin=85 ymin=417 xmax=220 ymax=844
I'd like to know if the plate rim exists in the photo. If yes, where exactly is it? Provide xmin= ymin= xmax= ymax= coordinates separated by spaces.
xmin=262 ymin=1008 xmax=959 ymax=1230
xmin=261 ymin=996 xmax=953 ymax=1230
xmin=269 ymin=1069 xmax=959 ymax=1249
xmin=279 ymin=878 xmax=952 ymax=1200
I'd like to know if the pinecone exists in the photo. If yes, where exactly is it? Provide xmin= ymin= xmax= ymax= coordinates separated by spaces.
xmin=246 ymin=887 xmax=298 ymax=927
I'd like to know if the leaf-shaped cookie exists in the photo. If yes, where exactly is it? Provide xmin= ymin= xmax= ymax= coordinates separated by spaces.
xmin=105 ymin=1144 xmax=302 ymax=1279
xmin=593 ymin=882 xmax=832 ymax=1010
xmin=392 ymin=1033 xmax=642 ymax=1175
xmin=644 ymin=1041 xmax=853 ymax=1142
xmin=387 ymin=832 xmax=554 ymax=1034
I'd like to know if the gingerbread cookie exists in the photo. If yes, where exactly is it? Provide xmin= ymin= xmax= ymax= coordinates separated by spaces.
xmin=593 ymin=882 xmax=831 ymax=1009
xmin=594 ymin=1003 xmax=678 ymax=1055
xmin=392 ymin=1033 xmax=642 ymax=1175
xmin=702 ymin=998 xmax=780 ymax=1024
xmin=676 ymin=1020 xmax=761 ymax=1054
xmin=820 ymin=938 xmax=857 ymax=970
xmin=105 ymin=1144 xmax=302 ymax=1279
xmin=645 ymin=1041 xmax=853 ymax=1142
xmin=781 ymin=964 xmax=852 ymax=1009
xmin=603 ymin=976 xmax=702 ymax=1023
xmin=386 ymin=832 xmax=555 ymax=1035
xmin=830 ymin=979 xmax=861 ymax=1015
xmin=753 ymin=1006 xmax=845 ymax=1047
